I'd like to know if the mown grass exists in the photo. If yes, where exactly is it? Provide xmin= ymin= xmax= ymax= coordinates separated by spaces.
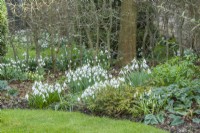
xmin=0 ymin=110 xmax=168 ymax=133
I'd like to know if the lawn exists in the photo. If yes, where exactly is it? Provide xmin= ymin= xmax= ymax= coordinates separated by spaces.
xmin=0 ymin=110 xmax=167 ymax=133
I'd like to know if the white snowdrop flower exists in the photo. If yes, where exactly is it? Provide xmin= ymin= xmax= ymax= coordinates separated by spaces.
xmin=133 ymin=93 xmax=137 ymax=98
xmin=133 ymin=91 xmax=138 ymax=98
xmin=142 ymin=63 xmax=148 ymax=69
xmin=143 ymin=59 xmax=147 ymax=64
xmin=147 ymin=69 xmax=151 ymax=74
xmin=124 ymin=65 xmax=129 ymax=70
xmin=147 ymin=89 xmax=152 ymax=96
xmin=31 ymin=81 xmax=64 ymax=101
xmin=77 ymin=97 xmax=81 ymax=102
xmin=119 ymin=77 xmax=125 ymax=82
xmin=63 ymin=82 xmax=67 ymax=88
xmin=25 ymin=94 xmax=29 ymax=100
xmin=135 ymin=64 xmax=139 ymax=69
xmin=42 ymin=94 xmax=45 ymax=99
xmin=46 ymin=93 xmax=49 ymax=98
xmin=57 ymin=87 xmax=61 ymax=93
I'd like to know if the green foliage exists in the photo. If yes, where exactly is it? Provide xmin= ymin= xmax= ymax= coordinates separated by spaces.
xmin=133 ymin=90 xmax=165 ymax=116
xmin=83 ymin=86 xmax=151 ymax=118
xmin=137 ymin=81 xmax=200 ymax=126
xmin=7 ymin=88 xmax=18 ymax=96
xmin=46 ymin=45 xmax=110 ymax=71
xmin=85 ymin=86 xmax=136 ymax=117
xmin=169 ymin=114 xmax=184 ymax=126
xmin=0 ymin=65 xmax=28 ymax=81
xmin=151 ymin=57 xmax=198 ymax=87
xmin=144 ymin=114 xmax=159 ymax=125
xmin=125 ymin=71 xmax=150 ymax=87
xmin=153 ymin=37 xmax=178 ymax=62
xmin=49 ymin=92 xmax=80 ymax=112
xmin=0 ymin=58 xmax=44 ymax=81
xmin=66 ymin=64 xmax=109 ymax=93
xmin=156 ymin=113 xmax=165 ymax=124
xmin=0 ymin=0 xmax=8 ymax=56
xmin=150 ymin=83 xmax=200 ymax=116
xmin=28 ymin=91 xmax=60 ymax=109
xmin=26 ymin=71 xmax=44 ymax=81
xmin=0 ymin=80 xmax=8 ymax=91
xmin=28 ymin=82 xmax=66 ymax=109
xmin=192 ymin=118 xmax=200 ymax=124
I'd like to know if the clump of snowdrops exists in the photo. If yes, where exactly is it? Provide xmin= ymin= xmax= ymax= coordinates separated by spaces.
xmin=65 ymin=63 xmax=110 ymax=93
xmin=79 ymin=58 xmax=151 ymax=100
xmin=28 ymin=81 xmax=67 ymax=109
xmin=120 ymin=58 xmax=151 ymax=87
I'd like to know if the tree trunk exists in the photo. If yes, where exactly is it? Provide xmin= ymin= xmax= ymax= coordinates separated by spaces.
xmin=118 ymin=0 xmax=137 ymax=66
xmin=33 ymin=30 xmax=40 ymax=65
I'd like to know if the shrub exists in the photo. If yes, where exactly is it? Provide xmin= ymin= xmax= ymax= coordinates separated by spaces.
xmin=151 ymin=57 xmax=198 ymax=87
xmin=81 ymin=85 xmax=151 ymax=118
xmin=84 ymin=86 xmax=136 ymax=117
xmin=153 ymin=37 xmax=178 ymax=62
xmin=0 ymin=0 xmax=8 ymax=56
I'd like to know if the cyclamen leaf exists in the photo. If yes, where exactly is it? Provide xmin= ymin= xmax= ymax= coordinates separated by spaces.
xmin=144 ymin=114 xmax=159 ymax=125
xmin=192 ymin=118 xmax=200 ymax=124
xmin=194 ymin=110 xmax=200 ymax=115
xmin=156 ymin=114 xmax=165 ymax=124
xmin=169 ymin=114 xmax=184 ymax=126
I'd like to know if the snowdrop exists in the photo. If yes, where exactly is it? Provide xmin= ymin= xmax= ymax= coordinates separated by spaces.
xmin=25 ymin=94 xmax=29 ymax=100
xmin=65 ymin=63 xmax=110 ymax=91
xmin=31 ymin=81 xmax=67 ymax=101
xmin=119 ymin=58 xmax=150 ymax=76
xmin=81 ymin=77 xmax=125 ymax=99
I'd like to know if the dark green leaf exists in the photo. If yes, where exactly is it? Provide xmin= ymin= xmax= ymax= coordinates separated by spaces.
xmin=156 ymin=114 xmax=165 ymax=124
xmin=144 ymin=114 xmax=159 ymax=125
xmin=169 ymin=114 xmax=184 ymax=126
xmin=192 ymin=118 xmax=200 ymax=124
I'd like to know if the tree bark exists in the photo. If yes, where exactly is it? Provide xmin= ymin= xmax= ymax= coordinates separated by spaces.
xmin=118 ymin=0 xmax=137 ymax=66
